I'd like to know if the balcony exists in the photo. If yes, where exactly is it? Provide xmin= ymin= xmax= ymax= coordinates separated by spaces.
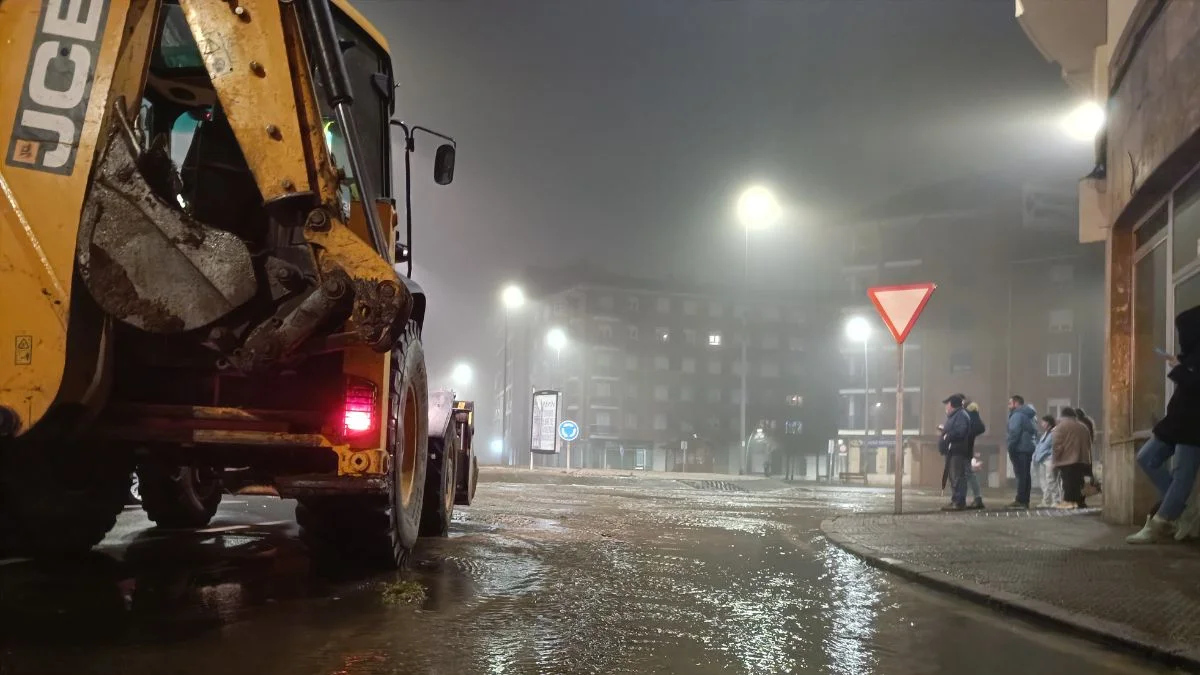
xmin=1015 ymin=0 xmax=1106 ymax=96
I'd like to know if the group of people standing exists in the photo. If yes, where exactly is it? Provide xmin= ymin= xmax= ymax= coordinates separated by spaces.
xmin=938 ymin=393 xmax=1096 ymax=511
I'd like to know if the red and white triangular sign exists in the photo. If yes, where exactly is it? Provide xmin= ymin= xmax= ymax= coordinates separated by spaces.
xmin=867 ymin=283 xmax=936 ymax=344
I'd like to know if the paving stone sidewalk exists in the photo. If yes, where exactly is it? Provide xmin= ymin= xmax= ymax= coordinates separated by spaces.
xmin=821 ymin=509 xmax=1200 ymax=669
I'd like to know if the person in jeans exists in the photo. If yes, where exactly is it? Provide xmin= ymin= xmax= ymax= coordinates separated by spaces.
xmin=1033 ymin=414 xmax=1061 ymax=507
xmin=1127 ymin=305 xmax=1200 ymax=543
xmin=1005 ymin=395 xmax=1038 ymax=509
xmin=1052 ymin=408 xmax=1093 ymax=508
xmin=939 ymin=394 xmax=973 ymax=511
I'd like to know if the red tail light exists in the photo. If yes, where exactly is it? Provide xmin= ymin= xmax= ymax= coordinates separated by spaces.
xmin=342 ymin=379 xmax=377 ymax=438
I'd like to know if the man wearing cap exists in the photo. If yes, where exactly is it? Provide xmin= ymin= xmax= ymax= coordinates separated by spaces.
xmin=940 ymin=394 xmax=973 ymax=511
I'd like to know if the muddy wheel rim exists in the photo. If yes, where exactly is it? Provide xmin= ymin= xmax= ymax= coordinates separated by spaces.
xmin=398 ymin=379 xmax=418 ymax=508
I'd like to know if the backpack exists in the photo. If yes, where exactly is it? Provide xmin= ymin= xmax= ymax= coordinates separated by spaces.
xmin=970 ymin=411 xmax=986 ymax=438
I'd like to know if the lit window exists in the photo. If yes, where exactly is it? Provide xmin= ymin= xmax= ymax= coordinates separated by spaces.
xmin=658 ymin=328 xmax=670 ymax=344
xmin=787 ymin=395 xmax=803 ymax=406
xmin=708 ymin=332 xmax=723 ymax=347
xmin=785 ymin=420 xmax=802 ymax=435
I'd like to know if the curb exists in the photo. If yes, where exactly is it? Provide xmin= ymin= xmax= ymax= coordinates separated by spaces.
xmin=820 ymin=516 xmax=1200 ymax=671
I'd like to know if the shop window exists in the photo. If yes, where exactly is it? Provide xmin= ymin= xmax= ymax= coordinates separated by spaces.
xmin=1174 ymin=169 xmax=1200 ymax=272
xmin=1133 ymin=242 xmax=1168 ymax=431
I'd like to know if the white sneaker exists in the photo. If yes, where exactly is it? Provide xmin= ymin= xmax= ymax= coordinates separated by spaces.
xmin=1127 ymin=515 xmax=1176 ymax=544
xmin=1176 ymin=502 xmax=1200 ymax=541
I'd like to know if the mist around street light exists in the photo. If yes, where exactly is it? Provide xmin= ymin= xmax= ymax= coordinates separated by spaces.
xmin=845 ymin=316 xmax=872 ymax=343
xmin=1061 ymin=101 xmax=1105 ymax=142
xmin=501 ymin=284 xmax=525 ymax=309
xmin=736 ymin=185 xmax=782 ymax=230
xmin=546 ymin=327 xmax=567 ymax=351
xmin=451 ymin=362 xmax=473 ymax=387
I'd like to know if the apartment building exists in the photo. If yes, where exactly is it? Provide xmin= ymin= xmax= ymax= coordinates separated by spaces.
xmin=492 ymin=267 xmax=844 ymax=475
xmin=834 ymin=174 xmax=1104 ymax=489
xmin=1017 ymin=0 xmax=1200 ymax=523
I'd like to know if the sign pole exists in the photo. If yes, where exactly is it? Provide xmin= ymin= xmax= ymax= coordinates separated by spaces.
xmin=894 ymin=343 xmax=905 ymax=514
xmin=566 ymin=441 xmax=571 ymax=469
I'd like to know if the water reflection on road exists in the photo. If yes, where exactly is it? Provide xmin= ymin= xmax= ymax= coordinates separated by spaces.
xmin=0 ymin=480 xmax=1170 ymax=674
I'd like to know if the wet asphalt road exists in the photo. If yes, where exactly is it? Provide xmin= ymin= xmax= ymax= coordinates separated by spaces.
xmin=0 ymin=471 xmax=1174 ymax=674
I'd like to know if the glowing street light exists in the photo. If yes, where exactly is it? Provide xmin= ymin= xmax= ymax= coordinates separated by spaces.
xmin=845 ymin=316 xmax=872 ymax=343
xmin=546 ymin=327 xmax=567 ymax=353
xmin=501 ymin=284 xmax=525 ymax=309
xmin=734 ymin=184 xmax=782 ymax=475
xmin=736 ymin=185 xmax=782 ymax=230
xmin=490 ymin=438 xmax=503 ymax=454
xmin=845 ymin=316 xmax=873 ymax=438
xmin=499 ymin=283 xmax=525 ymax=466
xmin=1061 ymin=101 xmax=1105 ymax=142
xmin=451 ymin=362 xmax=473 ymax=387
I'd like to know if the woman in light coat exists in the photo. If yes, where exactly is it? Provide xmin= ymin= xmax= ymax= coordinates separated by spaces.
xmin=1033 ymin=414 xmax=1060 ymax=507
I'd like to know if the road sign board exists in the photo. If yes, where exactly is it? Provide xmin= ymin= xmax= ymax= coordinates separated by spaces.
xmin=530 ymin=390 xmax=561 ymax=454
xmin=558 ymin=419 xmax=579 ymax=442
xmin=867 ymin=283 xmax=936 ymax=344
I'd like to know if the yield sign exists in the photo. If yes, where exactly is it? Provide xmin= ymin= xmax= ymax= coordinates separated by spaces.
xmin=867 ymin=283 xmax=936 ymax=344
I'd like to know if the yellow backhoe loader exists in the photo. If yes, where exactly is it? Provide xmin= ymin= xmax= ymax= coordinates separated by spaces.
xmin=0 ymin=0 xmax=475 ymax=567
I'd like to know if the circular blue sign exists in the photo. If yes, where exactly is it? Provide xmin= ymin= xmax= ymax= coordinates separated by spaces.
xmin=558 ymin=420 xmax=580 ymax=442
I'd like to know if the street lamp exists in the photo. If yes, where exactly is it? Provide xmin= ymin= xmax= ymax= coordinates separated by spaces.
xmin=734 ymin=184 xmax=781 ymax=475
xmin=1061 ymin=101 xmax=1105 ymax=142
xmin=451 ymin=362 xmax=473 ymax=388
xmin=500 ymin=284 xmax=525 ymax=466
xmin=546 ymin=327 xmax=567 ymax=359
xmin=845 ymin=316 xmax=872 ymax=440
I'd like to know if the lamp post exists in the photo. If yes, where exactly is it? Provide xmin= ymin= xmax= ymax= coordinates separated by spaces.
xmin=500 ymin=284 xmax=524 ymax=466
xmin=735 ymin=185 xmax=781 ymax=474
xmin=845 ymin=316 xmax=872 ymax=458
xmin=545 ymin=327 xmax=568 ymax=469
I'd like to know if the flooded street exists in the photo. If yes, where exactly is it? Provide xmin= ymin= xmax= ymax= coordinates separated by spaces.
xmin=0 ymin=472 xmax=1169 ymax=674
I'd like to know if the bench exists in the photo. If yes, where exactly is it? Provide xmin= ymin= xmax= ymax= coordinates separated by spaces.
xmin=839 ymin=471 xmax=868 ymax=484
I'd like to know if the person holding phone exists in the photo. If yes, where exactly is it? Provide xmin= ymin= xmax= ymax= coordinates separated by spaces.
xmin=1127 ymin=305 xmax=1200 ymax=543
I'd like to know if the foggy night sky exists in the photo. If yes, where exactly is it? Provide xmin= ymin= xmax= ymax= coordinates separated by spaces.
xmin=355 ymin=0 xmax=1092 ymax=410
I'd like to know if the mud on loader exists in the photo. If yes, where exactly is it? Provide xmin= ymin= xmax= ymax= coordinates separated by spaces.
xmin=0 ymin=0 xmax=475 ymax=567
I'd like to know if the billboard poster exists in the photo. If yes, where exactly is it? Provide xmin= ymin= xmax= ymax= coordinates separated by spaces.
xmin=530 ymin=389 xmax=561 ymax=454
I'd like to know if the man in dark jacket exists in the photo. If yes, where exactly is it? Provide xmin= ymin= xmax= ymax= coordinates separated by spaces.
xmin=940 ymin=394 xmax=973 ymax=511
xmin=1128 ymin=305 xmax=1200 ymax=543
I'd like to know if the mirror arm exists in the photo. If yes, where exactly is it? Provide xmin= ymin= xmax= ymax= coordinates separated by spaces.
xmin=388 ymin=121 xmax=457 ymax=278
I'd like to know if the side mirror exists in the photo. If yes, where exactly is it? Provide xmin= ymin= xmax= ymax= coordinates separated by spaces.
xmin=434 ymin=144 xmax=456 ymax=185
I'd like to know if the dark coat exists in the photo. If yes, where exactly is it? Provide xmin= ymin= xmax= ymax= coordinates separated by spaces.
xmin=1154 ymin=306 xmax=1200 ymax=446
xmin=939 ymin=407 xmax=972 ymax=458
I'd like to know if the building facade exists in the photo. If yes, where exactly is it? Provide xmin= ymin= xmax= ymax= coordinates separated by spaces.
xmin=492 ymin=267 xmax=844 ymax=476
xmin=835 ymin=175 xmax=1105 ymax=489
xmin=1018 ymin=0 xmax=1200 ymax=523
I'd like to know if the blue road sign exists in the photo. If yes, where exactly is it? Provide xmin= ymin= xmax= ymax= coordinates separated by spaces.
xmin=558 ymin=420 xmax=580 ymax=442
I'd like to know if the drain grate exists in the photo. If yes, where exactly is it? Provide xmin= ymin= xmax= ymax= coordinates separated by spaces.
xmin=679 ymin=480 xmax=747 ymax=492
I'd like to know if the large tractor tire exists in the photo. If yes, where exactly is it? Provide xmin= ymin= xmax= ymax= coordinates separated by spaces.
xmin=0 ymin=445 xmax=130 ymax=557
xmin=137 ymin=464 xmax=223 ymax=529
xmin=419 ymin=431 xmax=457 ymax=537
xmin=298 ymin=322 xmax=428 ymax=568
